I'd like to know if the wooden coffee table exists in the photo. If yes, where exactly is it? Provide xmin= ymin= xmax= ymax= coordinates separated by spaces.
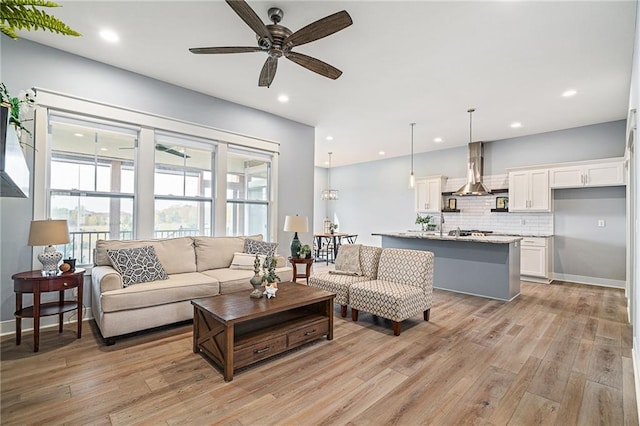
xmin=191 ymin=282 xmax=335 ymax=381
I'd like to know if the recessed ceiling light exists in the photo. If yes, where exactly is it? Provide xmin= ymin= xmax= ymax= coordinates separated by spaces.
xmin=326 ymin=136 xmax=333 ymax=141
xmin=323 ymin=161 xmax=330 ymax=165
xmin=378 ymin=151 xmax=385 ymax=155
xmin=100 ymin=147 xmax=108 ymax=152
xmin=99 ymin=29 xmax=119 ymax=43
xmin=562 ymin=89 xmax=577 ymax=97
xmin=74 ymin=133 xmax=84 ymax=137
xmin=277 ymin=94 xmax=289 ymax=103
xmin=434 ymin=137 xmax=443 ymax=143
xmin=510 ymin=122 xmax=522 ymax=128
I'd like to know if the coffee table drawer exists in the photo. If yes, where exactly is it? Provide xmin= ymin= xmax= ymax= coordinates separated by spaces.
xmin=288 ymin=319 xmax=329 ymax=346
xmin=234 ymin=336 xmax=287 ymax=368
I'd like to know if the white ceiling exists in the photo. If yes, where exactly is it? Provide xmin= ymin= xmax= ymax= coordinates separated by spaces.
xmin=15 ymin=1 xmax=637 ymax=167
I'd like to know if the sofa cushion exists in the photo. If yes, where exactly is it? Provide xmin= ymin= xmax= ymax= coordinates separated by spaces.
xmin=100 ymin=272 xmax=220 ymax=313
xmin=230 ymin=252 xmax=265 ymax=270
xmin=107 ymin=246 xmax=169 ymax=287
xmin=360 ymin=245 xmax=383 ymax=279
xmin=202 ymin=266 xmax=292 ymax=294
xmin=334 ymin=244 xmax=362 ymax=276
xmin=95 ymin=237 xmax=196 ymax=275
xmin=350 ymin=280 xmax=428 ymax=322
xmin=308 ymin=271 xmax=370 ymax=306
xmin=377 ymin=248 xmax=434 ymax=287
xmin=193 ymin=235 xmax=262 ymax=272
xmin=201 ymin=268 xmax=259 ymax=294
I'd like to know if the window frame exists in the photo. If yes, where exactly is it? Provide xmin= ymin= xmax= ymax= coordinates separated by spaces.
xmin=32 ymin=89 xmax=280 ymax=272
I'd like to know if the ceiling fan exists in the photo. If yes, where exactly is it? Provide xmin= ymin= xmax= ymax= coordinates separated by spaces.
xmin=189 ymin=0 xmax=353 ymax=88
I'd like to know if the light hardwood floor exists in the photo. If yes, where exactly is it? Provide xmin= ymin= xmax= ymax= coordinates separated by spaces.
xmin=1 ymin=272 xmax=637 ymax=425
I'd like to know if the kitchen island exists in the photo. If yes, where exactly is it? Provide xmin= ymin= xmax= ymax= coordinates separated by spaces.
xmin=373 ymin=232 xmax=522 ymax=301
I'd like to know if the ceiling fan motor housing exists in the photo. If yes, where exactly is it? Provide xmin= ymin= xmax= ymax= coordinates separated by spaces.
xmin=268 ymin=7 xmax=284 ymax=24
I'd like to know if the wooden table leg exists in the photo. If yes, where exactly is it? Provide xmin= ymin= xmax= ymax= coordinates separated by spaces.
xmin=15 ymin=292 xmax=22 ymax=346
xmin=77 ymin=277 xmax=83 ymax=338
xmin=58 ymin=290 xmax=64 ymax=333
xmin=33 ymin=286 xmax=40 ymax=352
xmin=224 ymin=323 xmax=234 ymax=381
xmin=305 ymin=262 xmax=312 ymax=284
xmin=326 ymin=300 xmax=333 ymax=341
xmin=193 ymin=307 xmax=200 ymax=354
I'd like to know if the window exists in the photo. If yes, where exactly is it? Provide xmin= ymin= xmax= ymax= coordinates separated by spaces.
xmin=47 ymin=114 xmax=138 ymax=265
xmin=154 ymin=132 xmax=215 ymax=238
xmin=226 ymin=148 xmax=272 ymax=238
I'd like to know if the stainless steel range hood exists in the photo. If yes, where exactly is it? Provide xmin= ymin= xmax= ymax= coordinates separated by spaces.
xmin=453 ymin=141 xmax=491 ymax=196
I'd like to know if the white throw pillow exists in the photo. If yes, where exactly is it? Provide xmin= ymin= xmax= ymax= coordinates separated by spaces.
xmin=230 ymin=252 xmax=265 ymax=270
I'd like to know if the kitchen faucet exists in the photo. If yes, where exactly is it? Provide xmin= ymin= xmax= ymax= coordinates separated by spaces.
xmin=440 ymin=212 xmax=444 ymax=237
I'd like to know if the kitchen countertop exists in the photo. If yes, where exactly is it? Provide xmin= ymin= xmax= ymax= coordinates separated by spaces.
xmin=373 ymin=232 xmax=522 ymax=244
xmin=405 ymin=230 xmax=553 ymax=238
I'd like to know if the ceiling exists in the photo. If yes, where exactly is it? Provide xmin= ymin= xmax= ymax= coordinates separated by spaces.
xmin=15 ymin=1 xmax=637 ymax=167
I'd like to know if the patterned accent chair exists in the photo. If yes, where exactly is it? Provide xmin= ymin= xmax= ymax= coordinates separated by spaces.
xmin=350 ymin=248 xmax=434 ymax=336
xmin=308 ymin=245 xmax=382 ymax=317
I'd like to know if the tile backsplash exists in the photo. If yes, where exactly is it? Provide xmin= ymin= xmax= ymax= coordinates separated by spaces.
xmin=433 ymin=174 xmax=554 ymax=236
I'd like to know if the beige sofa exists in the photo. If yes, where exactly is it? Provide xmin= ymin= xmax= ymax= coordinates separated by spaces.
xmin=91 ymin=235 xmax=292 ymax=344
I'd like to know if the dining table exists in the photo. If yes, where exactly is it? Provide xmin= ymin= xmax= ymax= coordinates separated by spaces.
xmin=313 ymin=232 xmax=349 ymax=264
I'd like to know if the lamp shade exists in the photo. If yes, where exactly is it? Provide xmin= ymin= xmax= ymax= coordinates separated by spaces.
xmin=283 ymin=215 xmax=309 ymax=233
xmin=28 ymin=220 xmax=70 ymax=246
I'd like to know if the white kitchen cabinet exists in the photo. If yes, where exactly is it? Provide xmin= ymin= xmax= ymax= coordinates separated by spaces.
xmin=508 ymin=169 xmax=550 ymax=212
xmin=520 ymin=237 xmax=553 ymax=283
xmin=415 ymin=176 xmax=445 ymax=213
xmin=550 ymin=160 xmax=624 ymax=188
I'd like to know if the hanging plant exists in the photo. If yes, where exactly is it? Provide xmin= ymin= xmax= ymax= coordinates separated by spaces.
xmin=1 ymin=0 xmax=81 ymax=39
xmin=1 ymin=82 xmax=37 ymax=137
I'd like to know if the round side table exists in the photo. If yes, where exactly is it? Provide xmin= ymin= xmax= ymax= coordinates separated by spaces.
xmin=12 ymin=268 xmax=85 ymax=352
xmin=288 ymin=257 xmax=314 ymax=284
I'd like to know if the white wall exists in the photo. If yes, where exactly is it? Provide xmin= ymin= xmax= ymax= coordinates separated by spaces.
xmin=321 ymin=121 xmax=627 ymax=282
xmin=0 ymin=39 xmax=315 ymax=323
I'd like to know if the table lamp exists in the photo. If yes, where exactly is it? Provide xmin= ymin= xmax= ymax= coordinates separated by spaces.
xmin=28 ymin=219 xmax=70 ymax=276
xmin=283 ymin=215 xmax=308 ymax=258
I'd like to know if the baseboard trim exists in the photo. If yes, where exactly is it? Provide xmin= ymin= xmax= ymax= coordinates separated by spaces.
xmin=553 ymin=273 xmax=625 ymax=289
xmin=633 ymin=342 xmax=640 ymax=424
xmin=0 ymin=306 xmax=93 ymax=337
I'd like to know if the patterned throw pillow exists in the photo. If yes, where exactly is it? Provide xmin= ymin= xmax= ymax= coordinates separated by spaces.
xmin=107 ymin=246 xmax=169 ymax=287
xmin=244 ymin=239 xmax=278 ymax=267
xmin=334 ymin=244 xmax=363 ymax=276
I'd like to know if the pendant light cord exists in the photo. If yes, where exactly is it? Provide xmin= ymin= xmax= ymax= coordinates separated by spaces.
xmin=410 ymin=123 xmax=415 ymax=173
xmin=468 ymin=108 xmax=475 ymax=143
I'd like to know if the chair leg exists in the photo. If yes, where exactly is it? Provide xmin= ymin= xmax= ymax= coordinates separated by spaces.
xmin=424 ymin=309 xmax=430 ymax=321
xmin=341 ymin=305 xmax=347 ymax=318
xmin=351 ymin=308 xmax=359 ymax=321
xmin=393 ymin=321 xmax=401 ymax=336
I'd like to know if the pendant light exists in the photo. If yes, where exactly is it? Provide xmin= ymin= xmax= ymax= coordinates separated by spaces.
xmin=321 ymin=152 xmax=339 ymax=200
xmin=409 ymin=122 xmax=416 ymax=188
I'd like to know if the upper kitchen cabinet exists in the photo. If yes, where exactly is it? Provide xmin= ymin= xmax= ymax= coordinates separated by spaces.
xmin=415 ymin=176 xmax=446 ymax=213
xmin=549 ymin=158 xmax=625 ymax=189
xmin=508 ymin=169 xmax=551 ymax=212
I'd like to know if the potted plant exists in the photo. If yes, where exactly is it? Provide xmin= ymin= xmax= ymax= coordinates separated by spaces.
xmin=415 ymin=214 xmax=434 ymax=232
xmin=261 ymin=256 xmax=280 ymax=285
xmin=329 ymin=223 xmax=338 ymax=234
xmin=298 ymin=244 xmax=312 ymax=259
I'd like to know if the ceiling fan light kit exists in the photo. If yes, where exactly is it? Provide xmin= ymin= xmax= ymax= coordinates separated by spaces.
xmin=190 ymin=0 xmax=353 ymax=88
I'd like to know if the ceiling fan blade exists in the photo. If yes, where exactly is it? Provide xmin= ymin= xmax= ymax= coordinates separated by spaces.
xmin=284 ymin=10 xmax=352 ymax=48
xmin=225 ymin=0 xmax=272 ymax=42
xmin=286 ymin=52 xmax=342 ymax=80
xmin=259 ymin=56 xmax=278 ymax=88
xmin=189 ymin=46 xmax=263 ymax=54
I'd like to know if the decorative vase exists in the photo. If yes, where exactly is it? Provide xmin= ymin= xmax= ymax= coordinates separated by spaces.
xmin=250 ymin=273 xmax=262 ymax=298
xmin=249 ymin=254 xmax=263 ymax=299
